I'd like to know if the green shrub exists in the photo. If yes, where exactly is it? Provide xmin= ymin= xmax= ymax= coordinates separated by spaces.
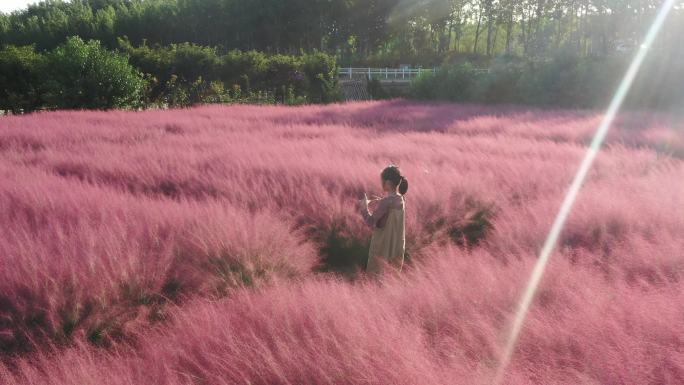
xmin=0 ymin=45 xmax=48 ymax=113
xmin=301 ymin=51 xmax=341 ymax=103
xmin=411 ymin=62 xmax=482 ymax=102
xmin=411 ymin=52 xmax=684 ymax=111
xmin=478 ymin=56 xmax=524 ymax=103
xmin=45 ymin=36 xmax=146 ymax=109
xmin=161 ymin=75 xmax=189 ymax=107
xmin=121 ymin=40 xmax=340 ymax=106
xmin=220 ymin=50 xmax=267 ymax=90
xmin=0 ymin=38 xmax=342 ymax=111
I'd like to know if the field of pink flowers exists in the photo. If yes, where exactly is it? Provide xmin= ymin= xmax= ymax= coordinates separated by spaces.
xmin=0 ymin=100 xmax=683 ymax=384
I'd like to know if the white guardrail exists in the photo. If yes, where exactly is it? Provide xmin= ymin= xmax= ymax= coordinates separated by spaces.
xmin=338 ymin=67 xmax=436 ymax=80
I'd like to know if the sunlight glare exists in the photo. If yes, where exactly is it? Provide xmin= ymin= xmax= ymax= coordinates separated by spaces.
xmin=492 ymin=0 xmax=678 ymax=383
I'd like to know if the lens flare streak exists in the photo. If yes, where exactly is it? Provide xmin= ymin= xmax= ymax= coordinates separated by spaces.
xmin=492 ymin=0 xmax=678 ymax=383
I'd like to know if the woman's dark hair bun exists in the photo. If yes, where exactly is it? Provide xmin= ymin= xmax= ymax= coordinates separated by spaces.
xmin=398 ymin=176 xmax=408 ymax=195
xmin=381 ymin=164 xmax=408 ymax=195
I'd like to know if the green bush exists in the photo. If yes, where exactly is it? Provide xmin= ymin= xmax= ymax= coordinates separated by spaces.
xmin=301 ymin=51 xmax=341 ymax=103
xmin=0 ymin=38 xmax=341 ymax=112
xmin=119 ymin=38 xmax=221 ymax=102
xmin=45 ymin=36 xmax=146 ymax=109
xmin=162 ymin=74 xmax=189 ymax=107
xmin=120 ymin=39 xmax=340 ymax=106
xmin=0 ymin=45 xmax=47 ymax=113
xmin=411 ymin=62 xmax=482 ymax=102
xmin=411 ymin=52 xmax=684 ymax=111
xmin=220 ymin=50 xmax=267 ymax=91
xmin=478 ymin=57 xmax=524 ymax=103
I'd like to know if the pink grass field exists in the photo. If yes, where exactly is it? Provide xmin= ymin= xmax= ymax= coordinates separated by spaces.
xmin=0 ymin=100 xmax=683 ymax=384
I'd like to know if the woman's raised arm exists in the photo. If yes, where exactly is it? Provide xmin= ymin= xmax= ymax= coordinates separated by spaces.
xmin=360 ymin=197 xmax=390 ymax=228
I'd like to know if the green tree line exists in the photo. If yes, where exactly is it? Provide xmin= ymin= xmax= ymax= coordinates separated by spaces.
xmin=0 ymin=36 xmax=340 ymax=113
xmin=1 ymin=0 xmax=682 ymax=112
xmin=1 ymin=0 xmax=682 ymax=65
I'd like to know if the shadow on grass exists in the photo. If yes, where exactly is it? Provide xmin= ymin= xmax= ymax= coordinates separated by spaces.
xmin=420 ymin=196 xmax=497 ymax=250
xmin=313 ymin=221 xmax=370 ymax=280
xmin=448 ymin=200 xmax=496 ymax=248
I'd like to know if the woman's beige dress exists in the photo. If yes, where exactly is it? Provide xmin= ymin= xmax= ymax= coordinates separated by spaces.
xmin=366 ymin=202 xmax=405 ymax=275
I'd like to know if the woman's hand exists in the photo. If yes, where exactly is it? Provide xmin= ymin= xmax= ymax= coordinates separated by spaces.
xmin=359 ymin=193 xmax=369 ymax=211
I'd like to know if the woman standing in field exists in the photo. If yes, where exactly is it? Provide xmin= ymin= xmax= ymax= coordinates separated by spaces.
xmin=359 ymin=165 xmax=408 ymax=277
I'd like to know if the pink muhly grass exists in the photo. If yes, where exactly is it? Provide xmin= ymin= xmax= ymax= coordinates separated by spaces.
xmin=0 ymin=165 xmax=317 ymax=352
xmin=2 ymin=246 xmax=683 ymax=384
xmin=0 ymin=100 xmax=683 ymax=383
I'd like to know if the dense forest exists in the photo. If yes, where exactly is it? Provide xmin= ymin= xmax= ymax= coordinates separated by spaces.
xmin=0 ymin=0 xmax=682 ymax=112
xmin=2 ymin=0 xmax=682 ymax=63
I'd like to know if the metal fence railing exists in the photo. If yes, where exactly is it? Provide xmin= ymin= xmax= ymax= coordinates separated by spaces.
xmin=338 ymin=67 xmax=436 ymax=80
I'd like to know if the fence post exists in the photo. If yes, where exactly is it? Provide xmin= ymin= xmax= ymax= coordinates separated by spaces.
xmin=349 ymin=68 xmax=352 ymax=79
xmin=402 ymin=67 xmax=405 ymax=79
xmin=385 ymin=67 xmax=388 ymax=79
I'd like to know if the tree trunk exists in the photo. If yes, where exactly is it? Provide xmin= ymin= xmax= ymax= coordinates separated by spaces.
xmin=521 ymin=7 xmax=527 ymax=54
xmin=485 ymin=0 xmax=494 ymax=56
xmin=534 ymin=0 xmax=546 ymax=55
xmin=486 ymin=19 xmax=493 ymax=55
xmin=492 ymin=20 xmax=500 ymax=54
xmin=505 ymin=5 xmax=513 ymax=54
xmin=454 ymin=8 xmax=463 ymax=53
xmin=473 ymin=8 xmax=483 ymax=53
xmin=556 ymin=4 xmax=563 ymax=49
xmin=447 ymin=18 xmax=454 ymax=52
